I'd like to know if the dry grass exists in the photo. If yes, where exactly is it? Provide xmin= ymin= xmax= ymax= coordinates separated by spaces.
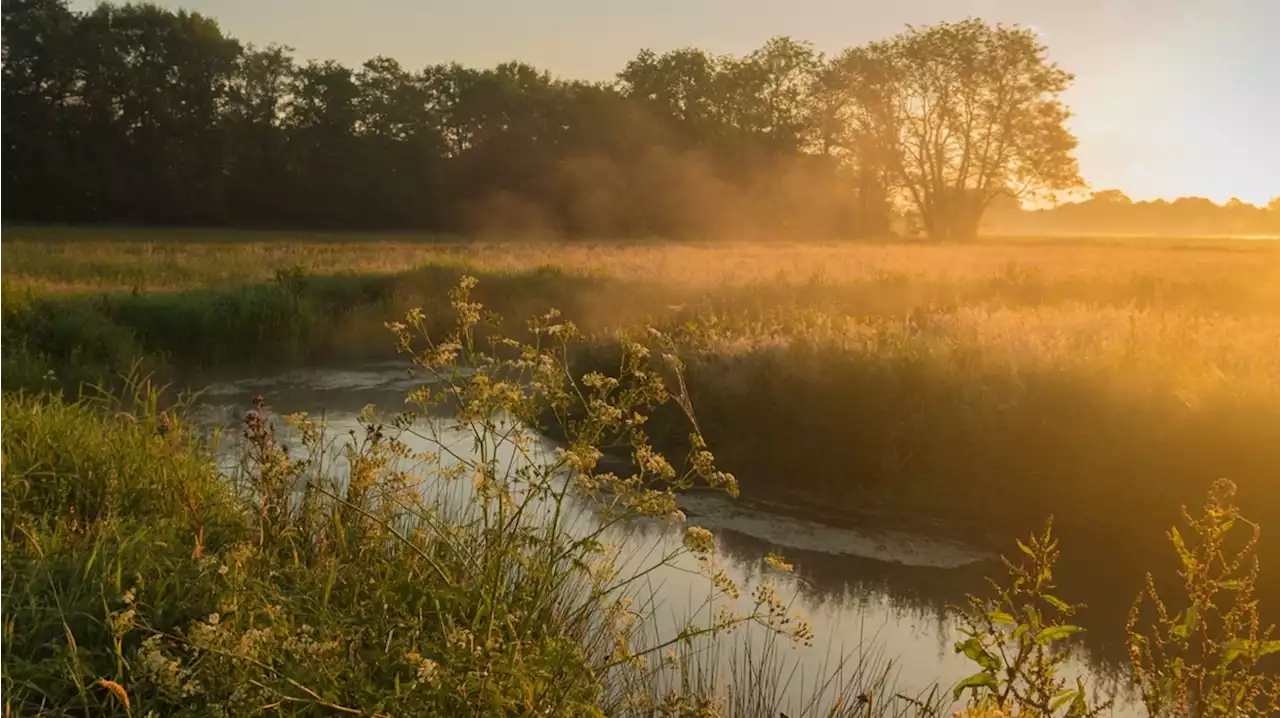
xmin=6 ymin=226 xmax=1280 ymax=312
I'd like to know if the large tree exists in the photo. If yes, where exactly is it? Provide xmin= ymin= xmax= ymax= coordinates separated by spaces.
xmin=838 ymin=19 xmax=1082 ymax=240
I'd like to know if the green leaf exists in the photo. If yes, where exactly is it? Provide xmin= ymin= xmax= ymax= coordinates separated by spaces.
xmin=1043 ymin=594 xmax=1071 ymax=613
xmin=1169 ymin=526 xmax=1194 ymax=568
xmin=1016 ymin=538 xmax=1036 ymax=559
xmin=955 ymin=637 xmax=1002 ymax=671
xmin=1170 ymin=606 xmax=1199 ymax=640
xmin=1218 ymin=637 xmax=1249 ymax=665
xmin=951 ymin=672 xmax=998 ymax=701
xmin=1223 ymin=638 xmax=1280 ymax=667
xmin=1034 ymin=624 xmax=1083 ymax=645
xmin=1066 ymin=678 xmax=1092 ymax=717
xmin=987 ymin=610 xmax=1016 ymax=625
xmin=1051 ymin=688 xmax=1078 ymax=711
xmin=1026 ymin=605 xmax=1043 ymax=633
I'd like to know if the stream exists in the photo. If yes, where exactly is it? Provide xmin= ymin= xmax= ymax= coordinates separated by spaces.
xmin=191 ymin=362 xmax=1139 ymax=715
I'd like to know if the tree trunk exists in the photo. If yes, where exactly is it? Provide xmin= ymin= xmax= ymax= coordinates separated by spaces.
xmin=924 ymin=190 xmax=984 ymax=241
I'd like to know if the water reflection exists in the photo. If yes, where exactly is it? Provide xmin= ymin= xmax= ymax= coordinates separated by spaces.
xmin=193 ymin=363 xmax=1139 ymax=715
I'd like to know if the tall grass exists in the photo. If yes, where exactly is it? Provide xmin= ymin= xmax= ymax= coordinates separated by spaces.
xmin=5 ymin=279 xmax=1277 ymax=717
xmin=7 ymin=230 xmax=1280 ymax=617
xmin=2 ymin=286 xmax=932 ymax=717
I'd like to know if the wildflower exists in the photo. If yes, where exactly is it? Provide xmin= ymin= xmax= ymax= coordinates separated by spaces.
xmin=111 ymin=609 xmax=137 ymax=636
xmin=121 ymin=589 xmax=136 ymax=605
xmin=683 ymin=526 xmax=716 ymax=554
xmin=415 ymin=658 xmax=439 ymax=684
xmin=764 ymin=552 xmax=794 ymax=573
xmin=206 ymin=612 xmax=220 ymax=626
xmin=217 ymin=564 xmax=229 ymax=576
xmin=137 ymin=635 xmax=187 ymax=698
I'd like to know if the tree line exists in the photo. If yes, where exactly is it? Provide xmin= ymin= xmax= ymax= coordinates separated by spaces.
xmin=984 ymin=190 xmax=1280 ymax=237
xmin=12 ymin=0 xmax=1262 ymax=240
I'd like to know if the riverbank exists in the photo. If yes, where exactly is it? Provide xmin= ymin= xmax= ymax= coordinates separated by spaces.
xmin=5 ymin=324 xmax=1276 ymax=715
xmin=5 ymin=307 xmax=1010 ymax=716
xmin=6 ymin=227 xmax=1280 ymax=617
xmin=6 ymin=228 xmax=1280 ymax=713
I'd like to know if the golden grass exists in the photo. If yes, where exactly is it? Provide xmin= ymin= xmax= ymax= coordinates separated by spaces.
xmin=6 ymin=225 xmax=1280 ymax=619
xmin=6 ymin=226 xmax=1280 ymax=308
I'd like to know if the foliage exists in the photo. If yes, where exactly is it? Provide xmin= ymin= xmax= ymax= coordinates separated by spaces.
xmin=953 ymin=483 xmax=1280 ymax=717
xmin=1126 ymin=479 xmax=1280 ymax=717
xmin=951 ymin=519 xmax=1111 ymax=717
xmin=5 ymin=232 xmax=1280 ymax=627
xmin=5 ymin=269 xmax=1280 ymax=715
xmin=833 ymin=19 xmax=1081 ymax=240
xmin=2 ymin=277 xmax=903 ymax=717
xmin=0 ymin=0 xmax=1083 ymax=238
xmin=7 ymin=1 xmax=1279 ymax=236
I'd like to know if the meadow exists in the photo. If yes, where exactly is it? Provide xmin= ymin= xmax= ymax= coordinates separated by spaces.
xmin=4 ymin=225 xmax=1280 ymax=715
xmin=6 ymin=226 xmax=1280 ymax=538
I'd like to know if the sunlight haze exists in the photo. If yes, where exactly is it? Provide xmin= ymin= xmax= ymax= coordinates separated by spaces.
xmin=70 ymin=0 xmax=1280 ymax=206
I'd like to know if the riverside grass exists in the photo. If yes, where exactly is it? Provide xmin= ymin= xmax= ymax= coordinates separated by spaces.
xmin=0 ymin=285 xmax=934 ymax=718
xmin=3 ymin=277 xmax=1277 ymax=717
xmin=5 ymin=229 xmax=1280 ymax=605
xmin=5 ymin=233 xmax=1280 ymax=532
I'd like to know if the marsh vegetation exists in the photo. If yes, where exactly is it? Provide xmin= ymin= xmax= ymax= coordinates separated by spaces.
xmin=5 ymin=234 xmax=1280 ymax=715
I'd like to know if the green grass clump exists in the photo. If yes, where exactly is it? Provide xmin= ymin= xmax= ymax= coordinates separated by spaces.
xmin=2 ymin=382 xmax=246 ymax=713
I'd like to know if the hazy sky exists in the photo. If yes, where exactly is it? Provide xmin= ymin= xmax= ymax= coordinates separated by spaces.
xmin=74 ymin=0 xmax=1280 ymax=205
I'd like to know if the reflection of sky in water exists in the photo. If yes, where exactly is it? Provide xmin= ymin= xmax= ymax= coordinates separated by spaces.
xmin=194 ymin=364 xmax=1140 ymax=715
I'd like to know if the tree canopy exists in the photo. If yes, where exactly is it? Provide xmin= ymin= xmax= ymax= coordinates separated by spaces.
xmin=5 ymin=0 xmax=1271 ymax=238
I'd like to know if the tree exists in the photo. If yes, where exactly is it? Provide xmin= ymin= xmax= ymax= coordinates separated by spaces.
xmin=354 ymin=56 xmax=446 ymax=226
xmin=74 ymin=2 xmax=240 ymax=222
xmin=284 ymin=59 xmax=362 ymax=225
xmin=4 ymin=2 xmax=1100 ymax=239
xmin=224 ymin=44 xmax=296 ymax=223
xmin=1090 ymin=189 xmax=1132 ymax=204
xmin=839 ymin=19 xmax=1082 ymax=240
xmin=617 ymin=47 xmax=721 ymax=146
xmin=714 ymin=36 xmax=821 ymax=156
xmin=2 ymin=0 xmax=82 ymax=219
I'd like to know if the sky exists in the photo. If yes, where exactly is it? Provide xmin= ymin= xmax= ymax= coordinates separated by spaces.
xmin=73 ymin=0 xmax=1280 ymax=206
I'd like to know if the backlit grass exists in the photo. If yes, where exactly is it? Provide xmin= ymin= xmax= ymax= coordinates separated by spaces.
xmin=4 ymin=271 xmax=1277 ymax=716
xmin=5 ymin=226 xmax=1280 ymax=614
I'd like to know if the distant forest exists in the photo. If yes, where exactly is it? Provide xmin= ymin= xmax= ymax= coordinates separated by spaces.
xmin=984 ymin=191 xmax=1280 ymax=237
xmin=4 ymin=0 xmax=1277 ymax=238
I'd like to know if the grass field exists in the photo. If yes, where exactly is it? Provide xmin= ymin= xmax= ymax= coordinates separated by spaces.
xmin=6 ymin=225 xmax=1280 ymax=541
xmin=5 ymin=225 xmax=1280 ymax=714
